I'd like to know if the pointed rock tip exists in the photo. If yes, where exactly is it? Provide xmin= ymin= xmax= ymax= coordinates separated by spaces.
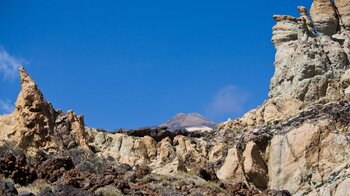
xmin=18 ymin=66 xmax=36 ymax=87
xmin=15 ymin=65 xmax=45 ymax=109
xmin=19 ymin=66 xmax=27 ymax=76
xmin=297 ymin=6 xmax=308 ymax=14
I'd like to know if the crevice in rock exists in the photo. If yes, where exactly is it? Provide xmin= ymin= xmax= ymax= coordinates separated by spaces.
xmin=331 ymin=0 xmax=346 ymax=32
xmin=306 ymin=7 xmax=320 ymax=37
xmin=236 ymin=146 xmax=251 ymax=188
xmin=274 ymin=134 xmax=285 ymax=190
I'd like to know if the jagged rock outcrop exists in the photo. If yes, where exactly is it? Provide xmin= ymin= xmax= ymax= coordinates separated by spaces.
xmin=265 ymin=101 xmax=350 ymax=195
xmin=217 ymin=100 xmax=350 ymax=195
xmin=243 ymin=141 xmax=268 ymax=189
xmin=1 ymin=1 xmax=350 ymax=195
xmin=216 ymin=147 xmax=244 ymax=182
xmin=218 ymin=1 xmax=350 ymax=129
xmin=0 ymin=67 xmax=90 ymax=156
xmin=216 ymin=1 xmax=350 ymax=195
xmin=87 ymin=128 xmax=208 ymax=174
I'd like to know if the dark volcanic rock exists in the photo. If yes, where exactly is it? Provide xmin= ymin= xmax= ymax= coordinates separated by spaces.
xmin=124 ymin=126 xmax=209 ymax=142
xmin=125 ymin=126 xmax=185 ymax=142
xmin=0 ymin=154 xmax=37 ymax=186
xmin=225 ymin=182 xmax=291 ymax=196
xmin=18 ymin=192 xmax=35 ymax=196
xmin=226 ymin=182 xmax=260 ymax=195
xmin=37 ymin=156 xmax=75 ymax=183
xmin=54 ymin=184 xmax=95 ymax=196
xmin=196 ymin=165 xmax=219 ymax=182
xmin=60 ymin=166 xmax=130 ymax=193
xmin=0 ymin=181 xmax=18 ymax=196
xmin=37 ymin=187 xmax=55 ymax=196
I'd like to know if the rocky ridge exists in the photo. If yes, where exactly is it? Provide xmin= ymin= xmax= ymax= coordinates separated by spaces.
xmin=0 ymin=0 xmax=350 ymax=195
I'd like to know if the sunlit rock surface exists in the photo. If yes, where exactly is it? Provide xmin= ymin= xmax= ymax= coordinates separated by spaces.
xmin=1 ymin=0 xmax=350 ymax=195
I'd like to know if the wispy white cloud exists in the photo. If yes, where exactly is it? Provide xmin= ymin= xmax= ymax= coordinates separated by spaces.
xmin=207 ymin=85 xmax=247 ymax=116
xmin=0 ymin=99 xmax=14 ymax=114
xmin=0 ymin=46 xmax=26 ymax=80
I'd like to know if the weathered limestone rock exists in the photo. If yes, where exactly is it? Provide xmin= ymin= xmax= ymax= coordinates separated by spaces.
xmin=268 ymin=117 xmax=350 ymax=195
xmin=268 ymin=123 xmax=320 ymax=193
xmin=89 ymin=133 xmax=149 ymax=166
xmin=216 ymin=148 xmax=244 ymax=183
xmin=13 ymin=67 xmax=57 ymax=153
xmin=334 ymin=178 xmax=350 ymax=196
xmin=66 ymin=111 xmax=90 ymax=150
xmin=87 ymin=129 xmax=209 ymax=177
xmin=220 ymin=2 xmax=350 ymax=129
xmin=298 ymin=6 xmax=316 ymax=35
xmin=272 ymin=15 xmax=300 ymax=46
xmin=335 ymin=0 xmax=350 ymax=31
xmin=243 ymin=141 xmax=268 ymax=189
xmin=141 ymin=136 xmax=158 ymax=158
xmin=310 ymin=0 xmax=338 ymax=36
xmin=173 ymin=135 xmax=206 ymax=167
xmin=208 ymin=143 xmax=225 ymax=163
xmin=341 ymin=69 xmax=350 ymax=99
xmin=158 ymin=137 xmax=175 ymax=164
xmin=0 ymin=67 xmax=90 ymax=155
xmin=152 ymin=157 xmax=187 ymax=176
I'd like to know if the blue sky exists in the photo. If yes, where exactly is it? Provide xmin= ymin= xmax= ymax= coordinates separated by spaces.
xmin=0 ymin=0 xmax=313 ymax=129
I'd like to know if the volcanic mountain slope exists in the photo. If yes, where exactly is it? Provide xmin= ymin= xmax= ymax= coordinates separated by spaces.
xmin=161 ymin=113 xmax=217 ymax=132
xmin=1 ymin=0 xmax=350 ymax=195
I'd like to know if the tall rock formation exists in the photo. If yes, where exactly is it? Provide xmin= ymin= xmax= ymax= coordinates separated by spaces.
xmin=217 ymin=1 xmax=350 ymax=195
xmin=218 ymin=1 xmax=350 ymax=129
xmin=0 ymin=67 xmax=90 ymax=156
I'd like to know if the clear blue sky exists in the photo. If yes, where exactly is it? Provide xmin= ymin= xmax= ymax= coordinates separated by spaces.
xmin=0 ymin=0 xmax=313 ymax=129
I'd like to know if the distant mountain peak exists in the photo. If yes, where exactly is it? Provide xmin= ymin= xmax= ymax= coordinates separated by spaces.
xmin=161 ymin=112 xmax=217 ymax=132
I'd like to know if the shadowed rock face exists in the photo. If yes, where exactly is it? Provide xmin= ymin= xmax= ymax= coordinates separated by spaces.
xmin=1 ymin=1 xmax=350 ymax=195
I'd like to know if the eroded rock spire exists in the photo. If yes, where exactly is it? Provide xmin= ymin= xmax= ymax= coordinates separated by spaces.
xmin=0 ymin=67 xmax=90 ymax=155
xmin=15 ymin=66 xmax=55 ymax=130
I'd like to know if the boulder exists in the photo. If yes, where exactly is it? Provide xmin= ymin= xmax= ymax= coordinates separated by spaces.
xmin=208 ymin=143 xmax=225 ymax=163
xmin=216 ymin=148 xmax=244 ymax=182
xmin=152 ymin=157 xmax=187 ymax=176
xmin=243 ymin=141 xmax=268 ymax=189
